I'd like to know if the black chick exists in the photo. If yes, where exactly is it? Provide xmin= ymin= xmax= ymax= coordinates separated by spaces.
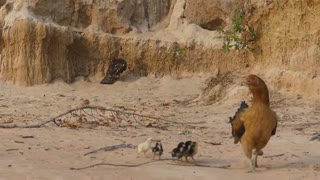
xmin=100 ymin=47 xmax=127 ymax=84
xmin=229 ymin=101 xmax=249 ymax=143
xmin=171 ymin=142 xmax=185 ymax=160
xmin=152 ymin=141 xmax=164 ymax=160
xmin=183 ymin=141 xmax=198 ymax=162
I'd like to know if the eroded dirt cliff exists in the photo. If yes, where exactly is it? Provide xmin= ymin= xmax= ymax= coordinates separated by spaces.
xmin=0 ymin=0 xmax=319 ymax=98
xmin=250 ymin=0 xmax=320 ymax=98
xmin=0 ymin=0 xmax=244 ymax=85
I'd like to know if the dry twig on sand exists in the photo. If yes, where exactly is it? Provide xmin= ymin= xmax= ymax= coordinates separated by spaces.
xmin=0 ymin=106 xmax=163 ymax=128
xmin=0 ymin=105 xmax=204 ymax=129
xmin=263 ymin=154 xmax=285 ymax=158
xmin=203 ymin=141 xmax=222 ymax=145
xmin=167 ymin=162 xmax=231 ymax=169
xmin=84 ymin=143 xmax=137 ymax=156
xmin=70 ymin=160 xmax=168 ymax=170
xmin=70 ymin=158 xmax=231 ymax=170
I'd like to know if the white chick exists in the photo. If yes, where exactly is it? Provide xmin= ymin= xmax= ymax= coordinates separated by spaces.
xmin=137 ymin=137 xmax=153 ymax=156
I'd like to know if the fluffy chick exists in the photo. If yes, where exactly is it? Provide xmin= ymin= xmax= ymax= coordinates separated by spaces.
xmin=152 ymin=141 xmax=164 ymax=160
xmin=171 ymin=142 xmax=185 ymax=160
xmin=186 ymin=141 xmax=198 ymax=161
xmin=182 ymin=141 xmax=198 ymax=162
xmin=137 ymin=137 xmax=153 ymax=156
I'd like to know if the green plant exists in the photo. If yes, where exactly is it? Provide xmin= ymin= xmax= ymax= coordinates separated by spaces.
xmin=175 ymin=47 xmax=186 ymax=60
xmin=218 ymin=2 xmax=256 ymax=52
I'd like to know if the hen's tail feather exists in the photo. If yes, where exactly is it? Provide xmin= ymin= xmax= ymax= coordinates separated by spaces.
xmin=230 ymin=101 xmax=249 ymax=144
xmin=229 ymin=101 xmax=249 ymax=124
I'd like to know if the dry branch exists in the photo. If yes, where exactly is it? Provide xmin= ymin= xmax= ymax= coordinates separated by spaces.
xmin=20 ymin=135 xmax=34 ymax=138
xmin=84 ymin=143 xmax=137 ymax=156
xmin=203 ymin=141 xmax=222 ymax=145
xmin=263 ymin=154 xmax=285 ymax=158
xmin=6 ymin=149 xmax=19 ymax=151
xmin=0 ymin=105 xmax=204 ymax=129
xmin=167 ymin=162 xmax=231 ymax=169
xmin=0 ymin=106 xmax=163 ymax=128
xmin=70 ymin=159 xmax=231 ymax=170
xmin=70 ymin=159 xmax=169 ymax=170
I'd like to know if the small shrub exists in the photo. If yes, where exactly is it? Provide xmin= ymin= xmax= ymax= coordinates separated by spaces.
xmin=217 ymin=1 xmax=256 ymax=52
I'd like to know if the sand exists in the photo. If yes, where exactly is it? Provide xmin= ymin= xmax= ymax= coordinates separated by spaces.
xmin=0 ymin=75 xmax=319 ymax=180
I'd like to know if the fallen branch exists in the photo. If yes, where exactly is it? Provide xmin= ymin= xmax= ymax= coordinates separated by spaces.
xmin=70 ymin=159 xmax=171 ymax=170
xmin=20 ymin=135 xmax=34 ymax=139
xmin=6 ymin=149 xmax=19 ymax=151
xmin=81 ymin=109 xmax=104 ymax=122
xmin=203 ymin=141 xmax=222 ymax=146
xmin=84 ymin=143 xmax=137 ymax=156
xmin=70 ymin=159 xmax=231 ymax=170
xmin=263 ymin=154 xmax=285 ymax=158
xmin=0 ymin=105 xmax=204 ymax=129
xmin=167 ymin=162 xmax=231 ymax=169
xmin=0 ymin=106 xmax=163 ymax=129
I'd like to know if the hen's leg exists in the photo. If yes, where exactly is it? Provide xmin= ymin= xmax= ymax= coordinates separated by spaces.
xmin=253 ymin=149 xmax=263 ymax=167
xmin=242 ymin=140 xmax=255 ymax=172
xmin=253 ymin=152 xmax=258 ymax=168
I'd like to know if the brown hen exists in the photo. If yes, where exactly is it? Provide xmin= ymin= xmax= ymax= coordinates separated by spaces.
xmin=230 ymin=74 xmax=278 ymax=172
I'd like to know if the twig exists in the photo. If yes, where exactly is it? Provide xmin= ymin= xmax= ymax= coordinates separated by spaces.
xmin=20 ymin=135 xmax=34 ymax=139
xmin=84 ymin=143 xmax=137 ymax=156
xmin=160 ymin=119 xmax=207 ymax=125
xmin=168 ymin=162 xmax=231 ymax=169
xmin=6 ymin=149 xmax=19 ymax=151
xmin=70 ymin=159 xmax=171 ymax=170
xmin=82 ymin=109 xmax=104 ymax=122
xmin=263 ymin=154 xmax=285 ymax=158
xmin=70 ymin=159 xmax=231 ymax=170
xmin=203 ymin=141 xmax=222 ymax=145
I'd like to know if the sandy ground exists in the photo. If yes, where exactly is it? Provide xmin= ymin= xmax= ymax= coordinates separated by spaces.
xmin=0 ymin=74 xmax=319 ymax=180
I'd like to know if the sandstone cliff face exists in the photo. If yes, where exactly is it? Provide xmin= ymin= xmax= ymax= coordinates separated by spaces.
xmin=184 ymin=0 xmax=234 ymax=30
xmin=0 ymin=0 xmax=319 ymax=98
xmin=250 ymin=0 xmax=320 ymax=97
xmin=0 ymin=0 xmax=245 ymax=86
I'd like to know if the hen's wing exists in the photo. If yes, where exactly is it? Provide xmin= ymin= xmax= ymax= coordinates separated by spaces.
xmin=229 ymin=101 xmax=249 ymax=144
